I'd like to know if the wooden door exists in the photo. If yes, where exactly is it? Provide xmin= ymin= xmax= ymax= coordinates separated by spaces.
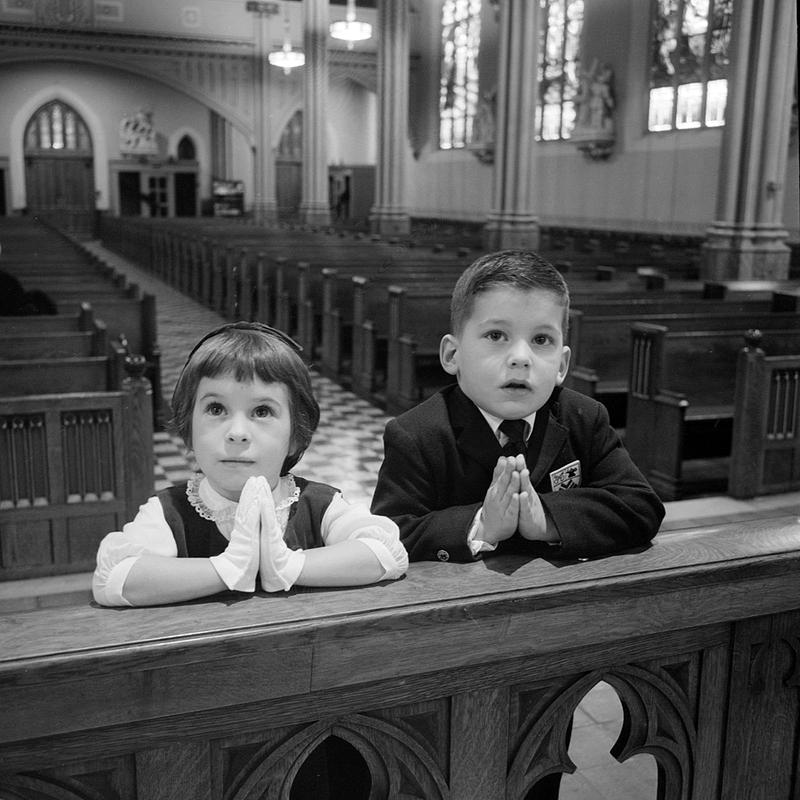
xmin=24 ymin=100 xmax=95 ymax=238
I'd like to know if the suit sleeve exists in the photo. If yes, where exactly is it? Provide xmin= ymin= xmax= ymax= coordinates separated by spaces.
xmin=538 ymin=400 xmax=664 ymax=558
xmin=371 ymin=418 xmax=481 ymax=563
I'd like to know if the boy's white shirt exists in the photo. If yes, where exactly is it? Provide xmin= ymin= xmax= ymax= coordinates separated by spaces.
xmin=93 ymin=475 xmax=408 ymax=606
xmin=467 ymin=409 xmax=537 ymax=555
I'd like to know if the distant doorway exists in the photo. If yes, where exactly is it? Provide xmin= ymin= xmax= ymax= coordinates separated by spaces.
xmin=24 ymin=100 xmax=95 ymax=238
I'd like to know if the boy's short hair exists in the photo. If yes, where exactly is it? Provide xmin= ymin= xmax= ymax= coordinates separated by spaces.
xmin=170 ymin=323 xmax=320 ymax=474
xmin=450 ymin=250 xmax=570 ymax=336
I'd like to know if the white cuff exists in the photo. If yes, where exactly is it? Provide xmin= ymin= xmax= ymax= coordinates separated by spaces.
xmin=467 ymin=508 xmax=498 ymax=556
xmin=210 ymin=553 xmax=256 ymax=592
xmin=358 ymin=537 xmax=408 ymax=581
xmin=260 ymin=548 xmax=306 ymax=592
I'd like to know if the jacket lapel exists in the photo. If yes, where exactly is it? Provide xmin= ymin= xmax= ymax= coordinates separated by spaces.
xmin=528 ymin=419 xmax=568 ymax=487
xmin=527 ymin=389 xmax=568 ymax=486
xmin=448 ymin=386 xmax=503 ymax=471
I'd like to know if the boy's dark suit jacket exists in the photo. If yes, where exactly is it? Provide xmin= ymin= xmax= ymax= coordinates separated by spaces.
xmin=372 ymin=384 xmax=664 ymax=563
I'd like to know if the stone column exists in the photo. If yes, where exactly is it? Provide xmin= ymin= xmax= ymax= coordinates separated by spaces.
xmin=247 ymin=1 xmax=279 ymax=226
xmin=298 ymin=0 xmax=331 ymax=227
xmin=703 ymin=0 xmax=797 ymax=280
xmin=483 ymin=0 xmax=542 ymax=251
xmin=370 ymin=0 xmax=411 ymax=237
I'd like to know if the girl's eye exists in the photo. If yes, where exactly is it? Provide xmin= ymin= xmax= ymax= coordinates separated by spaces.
xmin=253 ymin=405 xmax=273 ymax=418
xmin=205 ymin=402 xmax=225 ymax=416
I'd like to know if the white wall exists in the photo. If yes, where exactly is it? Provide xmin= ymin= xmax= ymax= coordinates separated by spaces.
xmin=0 ymin=60 xmax=214 ymax=212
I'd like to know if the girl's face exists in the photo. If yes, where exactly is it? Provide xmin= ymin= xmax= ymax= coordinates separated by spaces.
xmin=190 ymin=373 xmax=294 ymax=501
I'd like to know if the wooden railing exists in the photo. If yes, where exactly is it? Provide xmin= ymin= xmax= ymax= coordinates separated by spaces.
xmin=1 ymin=515 xmax=798 ymax=798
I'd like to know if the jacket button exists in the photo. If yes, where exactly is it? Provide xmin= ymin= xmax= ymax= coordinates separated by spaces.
xmin=436 ymin=549 xmax=450 ymax=562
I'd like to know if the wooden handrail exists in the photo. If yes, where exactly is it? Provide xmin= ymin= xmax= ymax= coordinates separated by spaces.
xmin=1 ymin=515 xmax=799 ymax=797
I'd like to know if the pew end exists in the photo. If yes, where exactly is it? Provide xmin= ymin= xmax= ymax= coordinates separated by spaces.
xmin=0 ymin=360 xmax=154 ymax=580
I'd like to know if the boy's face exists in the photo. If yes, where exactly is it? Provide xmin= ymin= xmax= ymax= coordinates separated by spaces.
xmin=440 ymin=286 xmax=570 ymax=420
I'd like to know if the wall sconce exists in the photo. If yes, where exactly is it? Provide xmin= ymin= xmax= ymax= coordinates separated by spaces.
xmin=329 ymin=0 xmax=372 ymax=50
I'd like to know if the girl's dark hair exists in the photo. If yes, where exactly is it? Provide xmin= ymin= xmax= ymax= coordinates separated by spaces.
xmin=169 ymin=323 xmax=320 ymax=475
xmin=450 ymin=250 xmax=570 ymax=335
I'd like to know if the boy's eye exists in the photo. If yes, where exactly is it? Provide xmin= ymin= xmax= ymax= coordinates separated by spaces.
xmin=485 ymin=330 xmax=506 ymax=342
xmin=533 ymin=334 xmax=553 ymax=346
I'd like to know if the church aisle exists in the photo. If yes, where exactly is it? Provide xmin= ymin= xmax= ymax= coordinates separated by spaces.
xmin=82 ymin=240 xmax=391 ymax=506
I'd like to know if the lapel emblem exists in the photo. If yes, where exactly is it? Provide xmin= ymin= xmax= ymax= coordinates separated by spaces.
xmin=550 ymin=460 xmax=581 ymax=491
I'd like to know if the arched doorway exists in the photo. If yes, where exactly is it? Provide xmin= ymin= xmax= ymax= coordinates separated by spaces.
xmin=276 ymin=110 xmax=302 ymax=219
xmin=24 ymin=99 xmax=95 ymax=238
xmin=174 ymin=134 xmax=198 ymax=217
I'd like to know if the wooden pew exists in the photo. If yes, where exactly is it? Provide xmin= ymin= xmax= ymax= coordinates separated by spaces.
xmin=290 ymin=256 xmax=469 ymax=358
xmin=2 ymin=220 xmax=165 ymax=428
xmin=0 ymin=319 xmax=108 ymax=360
xmin=0 ymin=358 xmax=153 ymax=580
xmin=566 ymin=302 xmax=799 ymax=427
xmin=624 ymin=326 xmax=800 ymax=500
xmin=1 ymin=515 xmax=798 ymax=799
xmin=318 ymin=263 xmax=468 ymax=379
xmin=729 ymin=341 xmax=800 ymax=498
xmin=381 ymin=283 xmax=458 ymax=414
xmin=703 ymin=279 xmax=800 ymax=300
xmin=0 ymin=343 xmax=127 ymax=396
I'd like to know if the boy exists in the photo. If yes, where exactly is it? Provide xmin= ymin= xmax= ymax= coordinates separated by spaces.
xmin=371 ymin=249 xmax=664 ymax=563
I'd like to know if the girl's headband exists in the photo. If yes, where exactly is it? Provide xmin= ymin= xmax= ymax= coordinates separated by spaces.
xmin=183 ymin=321 xmax=303 ymax=367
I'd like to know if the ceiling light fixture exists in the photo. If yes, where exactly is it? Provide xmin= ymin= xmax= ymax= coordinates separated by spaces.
xmin=268 ymin=2 xmax=305 ymax=74
xmin=329 ymin=0 xmax=372 ymax=50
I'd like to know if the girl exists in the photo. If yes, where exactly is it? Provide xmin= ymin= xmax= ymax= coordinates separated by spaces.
xmin=93 ymin=321 xmax=408 ymax=607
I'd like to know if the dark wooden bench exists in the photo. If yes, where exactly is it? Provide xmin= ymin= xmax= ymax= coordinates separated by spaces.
xmin=317 ymin=262 xmax=468 ymax=379
xmin=729 ymin=342 xmax=800 ymax=498
xmin=0 ymin=359 xmax=153 ymax=580
xmin=2 ymin=220 xmax=165 ymax=427
xmin=624 ymin=326 xmax=800 ymax=500
xmin=703 ymin=279 xmax=800 ymax=300
xmin=566 ymin=303 xmax=799 ymax=426
xmin=0 ymin=345 xmax=127 ymax=397
xmin=0 ymin=320 xmax=108 ymax=360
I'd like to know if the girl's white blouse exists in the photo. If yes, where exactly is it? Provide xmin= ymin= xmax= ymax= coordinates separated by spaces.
xmin=93 ymin=474 xmax=408 ymax=606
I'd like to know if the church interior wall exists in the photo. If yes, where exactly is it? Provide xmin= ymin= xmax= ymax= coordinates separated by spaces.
xmin=0 ymin=1 xmax=795 ymax=239
xmin=0 ymin=60 xmax=213 ymax=212
xmin=326 ymin=77 xmax=377 ymax=166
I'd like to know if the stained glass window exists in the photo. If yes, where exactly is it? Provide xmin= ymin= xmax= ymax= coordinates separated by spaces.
xmin=439 ymin=0 xmax=482 ymax=150
xmin=536 ymin=0 xmax=584 ymax=141
xmin=649 ymin=0 xmax=733 ymax=131
xmin=25 ymin=100 xmax=92 ymax=153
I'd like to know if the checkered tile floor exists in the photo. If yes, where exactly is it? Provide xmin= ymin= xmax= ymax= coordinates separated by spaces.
xmin=83 ymin=241 xmax=390 ymax=506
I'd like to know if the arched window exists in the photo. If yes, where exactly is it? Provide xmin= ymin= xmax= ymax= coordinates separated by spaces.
xmin=24 ymin=100 xmax=92 ymax=154
xmin=648 ymin=0 xmax=733 ymax=131
xmin=177 ymin=135 xmax=196 ymax=161
xmin=536 ymin=0 xmax=584 ymax=141
xmin=439 ymin=0 xmax=482 ymax=150
xmin=278 ymin=110 xmax=303 ymax=160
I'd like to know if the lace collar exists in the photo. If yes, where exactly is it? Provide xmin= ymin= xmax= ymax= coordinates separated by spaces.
xmin=186 ymin=473 xmax=300 ymax=531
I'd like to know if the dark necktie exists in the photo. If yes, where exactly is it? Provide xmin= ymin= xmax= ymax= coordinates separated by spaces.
xmin=499 ymin=418 xmax=527 ymax=456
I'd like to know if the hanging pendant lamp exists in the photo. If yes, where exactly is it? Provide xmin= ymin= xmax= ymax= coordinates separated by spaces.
xmin=268 ymin=2 xmax=305 ymax=74
xmin=329 ymin=0 xmax=372 ymax=49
